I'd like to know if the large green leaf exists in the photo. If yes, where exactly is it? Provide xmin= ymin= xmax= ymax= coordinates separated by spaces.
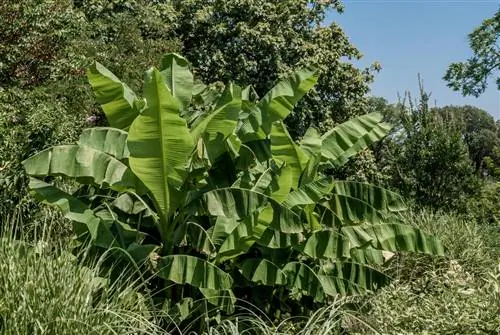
xmin=237 ymin=67 xmax=318 ymax=138
xmin=271 ymin=121 xmax=308 ymax=189
xmin=300 ymin=127 xmax=322 ymax=158
xmin=257 ymin=229 xmax=303 ymax=249
xmin=251 ymin=164 xmax=292 ymax=203
xmin=295 ymin=230 xmax=357 ymax=260
xmin=216 ymin=210 xmax=268 ymax=263
xmin=160 ymin=53 xmax=193 ymax=112
xmin=239 ymin=258 xmax=287 ymax=285
xmin=87 ymin=62 xmax=141 ymax=129
xmin=319 ymin=262 xmax=389 ymax=296
xmin=327 ymin=181 xmax=407 ymax=225
xmin=282 ymin=262 xmax=327 ymax=302
xmin=198 ymin=188 xmax=304 ymax=233
xmin=199 ymin=288 xmax=236 ymax=314
xmin=259 ymin=67 xmax=318 ymax=132
xmin=191 ymin=83 xmax=242 ymax=142
xmin=78 ymin=127 xmax=129 ymax=160
xmin=321 ymin=112 xmax=393 ymax=167
xmin=341 ymin=223 xmax=445 ymax=256
xmin=158 ymin=255 xmax=233 ymax=290
xmin=27 ymin=178 xmax=115 ymax=248
xmin=128 ymin=68 xmax=194 ymax=218
xmin=283 ymin=177 xmax=334 ymax=209
xmin=22 ymin=145 xmax=138 ymax=191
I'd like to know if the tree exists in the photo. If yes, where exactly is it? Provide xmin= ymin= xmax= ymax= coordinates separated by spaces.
xmin=437 ymin=105 xmax=500 ymax=172
xmin=22 ymin=54 xmax=443 ymax=326
xmin=172 ymin=0 xmax=379 ymax=138
xmin=379 ymin=91 xmax=481 ymax=210
xmin=444 ymin=9 xmax=500 ymax=97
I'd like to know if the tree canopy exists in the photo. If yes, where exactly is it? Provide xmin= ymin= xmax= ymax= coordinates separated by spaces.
xmin=444 ymin=9 xmax=500 ymax=97
xmin=173 ymin=0 xmax=379 ymax=138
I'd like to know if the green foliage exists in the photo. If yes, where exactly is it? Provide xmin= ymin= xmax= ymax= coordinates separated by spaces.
xmin=437 ymin=105 xmax=500 ymax=174
xmin=347 ymin=209 xmax=499 ymax=335
xmin=444 ymin=9 xmax=499 ymax=97
xmin=22 ymin=55 xmax=444 ymax=324
xmin=0 ymin=0 xmax=180 ymax=221
xmin=172 ymin=0 xmax=378 ymax=138
xmin=0 ymin=218 xmax=161 ymax=334
xmin=378 ymin=90 xmax=481 ymax=211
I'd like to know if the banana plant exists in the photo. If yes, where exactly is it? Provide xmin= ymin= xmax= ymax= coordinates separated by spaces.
xmin=22 ymin=53 xmax=444 ymax=320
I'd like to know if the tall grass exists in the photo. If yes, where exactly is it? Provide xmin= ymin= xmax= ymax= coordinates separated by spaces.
xmin=0 ymin=214 xmax=163 ymax=335
xmin=347 ymin=209 xmax=500 ymax=335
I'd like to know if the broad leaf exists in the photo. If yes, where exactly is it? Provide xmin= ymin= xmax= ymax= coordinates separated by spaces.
xmin=282 ymin=262 xmax=326 ymax=302
xmin=342 ymin=223 xmax=445 ymax=256
xmin=87 ymin=62 xmax=141 ymax=129
xmin=22 ymin=145 xmax=138 ymax=191
xmin=327 ymin=181 xmax=406 ymax=225
xmin=160 ymin=53 xmax=193 ymax=112
xmin=284 ymin=177 xmax=334 ymax=208
xmin=319 ymin=262 xmax=389 ymax=296
xmin=198 ymin=188 xmax=304 ymax=233
xmin=158 ymin=255 xmax=233 ymax=290
xmin=321 ymin=112 xmax=393 ymax=167
xmin=271 ymin=121 xmax=308 ymax=189
xmin=191 ymin=83 xmax=242 ymax=142
xmin=78 ymin=127 xmax=129 ymax=160
xmin=259 ymin=67 xmax=318 ymax=132
xmin=27 ymin=178 xmax=115 ymax=248
xmin=240 ymin=259 xmax=287 ymax=285
xmin=128 ymin=68 xmax=194 ymax=218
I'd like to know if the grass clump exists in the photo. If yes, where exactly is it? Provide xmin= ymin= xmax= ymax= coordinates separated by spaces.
xmin=0 ymin=218 xmax=162 ymax=335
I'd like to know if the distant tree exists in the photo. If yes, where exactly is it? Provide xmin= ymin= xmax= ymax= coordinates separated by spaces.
xmin=379 ymin=91 xmax=480 ymax=210
xmin=444 ymin=9 xmax=500 ymax=97
xmin=437 ymin=105 xmax=500 ymax=171
xmin=172 ymin=0 xmax=380 ymax=138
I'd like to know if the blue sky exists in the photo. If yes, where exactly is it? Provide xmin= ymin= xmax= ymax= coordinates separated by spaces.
xmin=327 ymin=0 xmax=500 ymax=119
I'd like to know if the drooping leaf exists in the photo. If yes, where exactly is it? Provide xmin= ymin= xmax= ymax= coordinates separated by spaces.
xmin=271 ymin=121 xmax=308 ymax=189
xmin=198 ymin=188 xmax=304 ymax=233
xmin=78 ymin=127 xmax=129 ymax=160
xmin=160 ymin=53 xmax=193 ymax=112
xmin=216 ymin=210 xmax=268 ymax=263
xmin=158 ymin=255 xmax=233 ymax=290
xmin=240 ymin=258 xmax=287 ymax=285
xmin=27 ymin=178 xmax=116 ymax=248
xmin=327 ymin=181 xmax=407 ymax=225
xmin=318 ymin=262 xmax=389 ymax=296
xmin=349 ymin=247 xmax=386 ymax=265
xmin=22 ymin=145 xmax=139 ymax=191
xmin=294 ymin=230 xmax=353 ymax=260
xmin=282 ymin=262 xmax=326 ymax=302
xmin=341 ymin=223 xmax=445 ymax=256
xmin=283 ymin=177 xmax=334 ymax=209
xmin=199 ymin=288 xmax=236 ymax=314
xmin=128 ymin=68 xmax=194 ymax=218
xmin=87 ymin=62 xmax=141 ymax=129
xmin=321 ymin=112 xmax=393 ymax=167
xmin=257 ymin=229 xmax=304 ymax=249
